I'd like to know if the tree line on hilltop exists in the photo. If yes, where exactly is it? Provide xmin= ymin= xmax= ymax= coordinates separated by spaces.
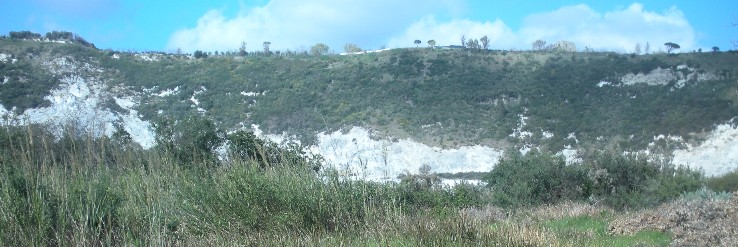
xmin=4 ymin=30 xmax=95 ymax=48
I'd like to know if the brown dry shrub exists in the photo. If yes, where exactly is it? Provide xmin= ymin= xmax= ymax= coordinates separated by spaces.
xmin=608 ymin=192 xmax=738 ymax=246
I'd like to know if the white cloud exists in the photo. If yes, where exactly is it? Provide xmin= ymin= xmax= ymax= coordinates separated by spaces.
xmin=166 ymin=0 xmax=461 ymax=53
xmin=519 ymin=3 xmax=694 ymax=52
xmin=389 ymin=3 xmax=696 ymax=52
xmin=169 ymin=2 xmax=697 ymax=53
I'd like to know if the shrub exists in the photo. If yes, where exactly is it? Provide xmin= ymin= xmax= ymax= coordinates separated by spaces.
xmin=154 ymin=115 xmax=225 ymax=167
xmin=706 ymin=168 xmax=738 ymax=192
xmin=485 ymin=150 xmax=587 ymax=208
xmin=583 ymin=153 xmax=703 ymax=209
xmin=227 ymin=130 xmax=322 ymax=172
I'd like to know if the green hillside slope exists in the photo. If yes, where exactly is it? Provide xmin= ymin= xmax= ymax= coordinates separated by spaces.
xmin=2 ymin=39 xmax=737 ymax=153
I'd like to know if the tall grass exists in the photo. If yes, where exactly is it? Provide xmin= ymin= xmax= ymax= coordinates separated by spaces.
xmin=1 ymin=125 xmax=710 ymax=245
xmin=0 ymin=125 xmax=546 ymax=246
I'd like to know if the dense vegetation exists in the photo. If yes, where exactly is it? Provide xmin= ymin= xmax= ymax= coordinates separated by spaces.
xmin=2 ymin=39 xmax=737 ymax=154
xmin=1 ymin=122 xmax=736 ymax=245
xmin=2 ymin=36 xmax=738 ymax=245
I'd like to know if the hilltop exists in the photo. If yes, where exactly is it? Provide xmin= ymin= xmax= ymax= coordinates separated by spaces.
xmin=1 ymin=37 xmax=738 ymax=178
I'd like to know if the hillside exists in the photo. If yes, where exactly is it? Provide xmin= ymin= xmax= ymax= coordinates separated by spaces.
xmin=2 ymin=38 xmax=738 ymax=178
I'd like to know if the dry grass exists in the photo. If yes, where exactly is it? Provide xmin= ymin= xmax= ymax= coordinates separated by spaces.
xmin=608 ymin=192 xmax=738 ymax=246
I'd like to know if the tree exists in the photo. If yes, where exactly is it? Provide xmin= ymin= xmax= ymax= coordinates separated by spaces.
xmin=480 ymin=35 xmax=490 ymax=50
xmin=460 ymin=35 xmax=466 ymax=48
xmin=343 ymin=43 xmax=362 ymax=53
xmin=263 ymin=41 xmax=271 ymax=55
xmin=193 ymin=50 xmax=207 ymax=59
xmin=712 ymin=46 xmax=720 ymax=52
xmin=9 ymin=31 xmax=41 ymax=40
xmin=155 ymin=116 xmax=225 ymax=166
xmin=733 ymin=19 xmax=738 ymax=48
xmin=644 ymin=42 xmax=650 ymax=54
xmin=634 ymin=43 xmax=641 ymax=55
xmin=239 ymin=41 xmax=247 ymax=56
xmin=664 ymin=42 xmax=680 ymax=53
xmin=414 ymin=39 xmax=421 ymax=47
xmin=44 ymin=31 xmax=74 ymax=40
xmin=484 ymin=151 xmax=585 ymax=208
xmin=310 ymin=43 xmax=329 ymax=56
xmin=466 ymin=39 xmax=480 ymax=49
xmin=532 ymin=39 xmax=547 ymax=50
xmin=427 ymin=39 xmax=436 ymax=48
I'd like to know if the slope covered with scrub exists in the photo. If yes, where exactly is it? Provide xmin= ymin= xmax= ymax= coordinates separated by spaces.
xmin=3 ymin=39 xmax=738 ymax=148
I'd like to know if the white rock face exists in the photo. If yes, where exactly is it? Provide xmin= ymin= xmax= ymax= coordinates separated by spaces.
xmin=622 ymin=67 xmax=677 ymax=86
xmin=597 ymin=81 xmax=612 ymax=87
xmin=156 ymin=86 xmax=179 ymax=97
xmin=509 ymin=109 xmax=532 ymax=139
xmin=310 ymin=127 xmax=502 ymax=181
xmin=673 ymin=122 xmax=738 ymax=177
xmin=620 ymin=65 xmax=718 ymax=87
xmin=557 ymin=146 xmax=581 ymax=164
xmin=119 ymin=110 xmax=156 ymax=149
xmin=22 ymin=75 xmax=117 ymax=137
xmin=0 ymin=56 xmax=156 ymax=149
xmin=135 ymin=53 xmax=159 ymax=62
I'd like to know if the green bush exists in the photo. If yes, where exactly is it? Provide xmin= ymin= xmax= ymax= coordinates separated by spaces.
xmin=485 ymin=150 xmax=587 ymax=208
xmin=154 ymin=115 xmax=224 ymax=167
xmin=484 ymin=151 xmax=704 ymax=209
xmin=227 ymin=130 xmax=322 ymax=172
xmin=706 ymin=168 xmax=738 ymax=192
xmin=583 ymin=153 xmax=703 ymax=209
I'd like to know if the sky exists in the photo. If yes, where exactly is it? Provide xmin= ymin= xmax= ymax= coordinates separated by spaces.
xmin=1 ymin=0 xmax=736 ymax=53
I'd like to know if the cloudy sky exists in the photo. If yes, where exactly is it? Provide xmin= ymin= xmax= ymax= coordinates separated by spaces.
xmin=2 ymin=0 xmax=736 ymax=53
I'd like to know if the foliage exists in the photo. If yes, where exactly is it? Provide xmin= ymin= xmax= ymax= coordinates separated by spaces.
xmin=193 ymin=50 xmax=207 ymax=59
xmin=705 ymin=168 xmax=738 ymax=192
xmin=485 ymin=151 xmax=704 ymax=209
xmin=664 ymin=42 xmax=680 ymax=53
xmin=8 ymin=31 xmax=41 ymax=40
xmin=0 ymin=56 xmax=58 ymax=111
xmin=532 ymin=39 xmax=547 ymax=50
xmin=309 ymin=43 xmax=329 ymax=56
xmin=2 ymin=38 xmax=738 ymax=157
xmin=238 ymin=41 xmax=247 ymax=56
xmin=485 ymin=150 xmax=586 ymax=207
xmin=43 ymin=31 xmax=94 ymax=47
xmin=480 ymin=35 xmax=490 ymax=50
xmin=343 ymin=43 xmax=362 ymax=53
xmin=427 ymin=39 xmax=436 ymax=48
xmin=582 ymin=152 xmax=703 ymax=209
xmin=465 ymin=38 xmax=480 ymax=49
xmin=680 ymin=188 xmax=732 ymax=201
xmin=0 ymin=124 xmax=716 ymax=246
xmin=154 ymin=115 xmax=224 ymax=167
xmin=545 ymin=215 xmax=671 ymax=246
xmin=263 ymin=41 xmax=271 ymax=54
xmin=226 ymin=130 xmax=322 ymax=172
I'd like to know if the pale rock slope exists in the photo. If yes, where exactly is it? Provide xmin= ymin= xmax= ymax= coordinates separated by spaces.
xmin=673 ymin=122 xmax=738 ymax=177
xmin=0 ymin=56 xmax=156 ymax=148
xmin=310 ymin=127 xmax=502 ymax=181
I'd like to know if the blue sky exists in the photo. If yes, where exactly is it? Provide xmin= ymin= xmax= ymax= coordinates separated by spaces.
xmin=1 ymin=0 xmax=736 ymax=53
